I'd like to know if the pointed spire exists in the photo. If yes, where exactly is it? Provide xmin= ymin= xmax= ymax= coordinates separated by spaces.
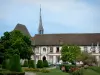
xmin=38 ymin=4 xmax=44 ymax=34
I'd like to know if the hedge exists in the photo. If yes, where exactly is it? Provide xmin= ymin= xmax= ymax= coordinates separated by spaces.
xmin=23 ymin=60 xmax=28 ymax=67
xmin=43 ymin=60 xmax=49 ymax=67
xmin=37 ymin=60 xmax=43 ymax=68
xmin=60 ymin=64 xmax=76 ymax=72
xmin=9 ymin=54 xmax=22 ymax=72
xmin=28 ymin=60 xmax=35 ymax=68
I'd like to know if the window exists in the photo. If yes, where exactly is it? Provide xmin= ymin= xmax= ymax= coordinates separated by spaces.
xmin=50 ymin=46 xmax=53 ymax=53
xmin=84 ymin=46 xmax=87 ymax=52
xmin=43 ymin=48 xmax=46 ymax=52
xmin=56 ymin=47 xmax=59 ymax=53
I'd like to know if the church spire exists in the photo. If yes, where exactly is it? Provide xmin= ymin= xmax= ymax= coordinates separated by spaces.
xmin=38 ymin=5 xmax=44 ymax=34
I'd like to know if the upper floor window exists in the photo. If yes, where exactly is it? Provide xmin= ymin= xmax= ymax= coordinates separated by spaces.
xmin=56 ymin=47 xmax=59 ymax=53
xmin=43 ymin=48 xmax=46 ymax=52
xmin=50 ymin=46 xmax=53 ymax=53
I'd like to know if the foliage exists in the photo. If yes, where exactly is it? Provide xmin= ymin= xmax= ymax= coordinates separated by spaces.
xmin=28 ymin=60 xmax=35 ymax=68
xmin=69 ymin=68 xmax=84 ymax=75
xmin=77 ymin=51 xmax=97 ymax=65
xmin=0 ymin=30 xmax=33 ymax=62
xmin=23 ymin=60 xmax=28 ymax=67
xmin=40 ymin=69 xmax=50 ymax=73
xmin=24 ymin=68 xmax=40 ymax=72
xmin=9 ymin=54 xmax=22 ymax=72
xmin=43 ymin=60 xmax=49 ymax=67
xmin=60 ymin=64 xmax=76 ymax=72
xmin=61 ymin=45 xmax=81 ymax=62
xmin=2 ymin=59 xmax=9 ymax=69
xmin=37 ymin=60 xmax=43 ymax=68
xmin=23 ymin=68 xmax=50 ymax=73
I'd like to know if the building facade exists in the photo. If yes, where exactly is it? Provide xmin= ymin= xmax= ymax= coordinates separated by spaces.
xmin=31 ymin=7 xmax=100 ymax=64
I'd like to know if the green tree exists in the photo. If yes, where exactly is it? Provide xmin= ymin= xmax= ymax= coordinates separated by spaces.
xmin=77 ymin=51 xmax=97 ymax=65
xmin=61 ymin=44 xmax=81 ymax=62
xmin=0 ymin=30 xmax=33 ymax=62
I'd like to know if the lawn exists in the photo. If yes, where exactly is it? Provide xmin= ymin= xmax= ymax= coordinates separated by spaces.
xmin=36 ymin=68 xmax=100 ymax=75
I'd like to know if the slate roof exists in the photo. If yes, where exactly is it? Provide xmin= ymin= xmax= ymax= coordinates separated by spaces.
xmin=14 ymin=23 xmax=31 ymax=37
xmin=32 ymin=33 xmax=100 ymax=46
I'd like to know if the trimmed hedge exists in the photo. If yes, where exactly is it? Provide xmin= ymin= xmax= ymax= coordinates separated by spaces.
xmin=43 ymin=60 xmax=49 ymax=67
xmin=2 ymin=59 xmax=9 ymax=69
xmin=24 ymin=68 xmax=50 ymax=73
xmin=37 ymin=60 xmax=43 ymax=68
xmin=28 ymin=60 xmax=35 ymax=68
xmin=23 ymin=60 xmax=28 ymax=67
xmin=0 ymin=72 xmax=25 ymax=75
xmin=9 ymin=54 xmax=22 ymax=72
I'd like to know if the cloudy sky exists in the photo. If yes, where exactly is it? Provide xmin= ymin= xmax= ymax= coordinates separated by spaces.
xmin=0 ymin=0 xmax=100 ymax=37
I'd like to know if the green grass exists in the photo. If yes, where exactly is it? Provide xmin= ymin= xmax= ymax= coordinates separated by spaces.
xmin=36 ymin=68 xmax=100 ymax=75
xmin=84 ymin=69 xmax=100 ymax=75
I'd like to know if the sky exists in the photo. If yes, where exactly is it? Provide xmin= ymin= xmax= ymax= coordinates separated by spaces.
xmin=0 ymin=0 xmax=100 ymax=37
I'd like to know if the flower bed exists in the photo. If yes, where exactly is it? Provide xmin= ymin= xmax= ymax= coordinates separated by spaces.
xmin=23 ymin=68 xmax=50 ymax=73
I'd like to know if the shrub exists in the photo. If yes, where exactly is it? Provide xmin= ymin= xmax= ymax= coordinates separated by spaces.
xmin=28 ymin=60 xmax=35 ymax=68
xmin=40 ymin=69 xmax=50 ymax=73
xmin=70 ymin=68 xmax=84 ymax=75
xmin=24 ymin=68 xmax=40 ymax=72
xmin=9 ymin=54 xmax=22 ymax=72
xmin=60 ymin=64 xmax=76 ymax=72
xmin=23 ymin=68 xmax=50 ymax=73
xmin=23 ymin=60 xmax=28 ymax=67
xmin=37 ymin=60 xmax=43 ymax=68
xmin=43 ymin=60 xmax=49 ymax=67
xmin=2 ymin=59 xmax=9 ymax=69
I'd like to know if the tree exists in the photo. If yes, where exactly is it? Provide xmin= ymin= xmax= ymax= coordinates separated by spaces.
xmin=77 ymin=51 xmax=97 ymax=65
xmin=61 ymin=44 xmax=81 ymax=62
xmin=0 ymin=30 xmax=33 ymax=62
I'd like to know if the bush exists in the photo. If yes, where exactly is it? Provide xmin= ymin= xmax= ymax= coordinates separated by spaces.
xmin=70 ymin=68 xmax=84 ymax=75
xmin=23 ymin=68 xmax=50 ymax=73
xmin=0 ymin=72 xmax=25 ymax=75
xmin=23 ymin=60 xmax=28 ymax=67
xmin=37 ymin=60 xmax=43 ymax=68
xmin=9 ymin=54 xmax=22 ymax=72
xmin=2 ymin=59 xmax=9 ymax=69
xmin=60 ymin=64 xmax=76 ymax=72
xmin=40 ymin=69 xmax=50 ymax=73
xmin=43 ymin=60 xmax=49 ymax=67
xmin=24 ymin=68 xmax=40 ymax=72
xmin=28 ymin=60 xmax=35 ymax=68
